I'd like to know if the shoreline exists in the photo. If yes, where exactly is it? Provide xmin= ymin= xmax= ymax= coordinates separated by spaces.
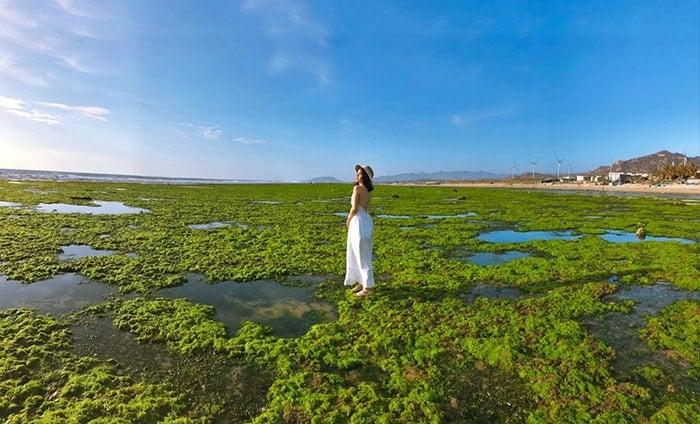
xmin=401 ymin=181 xmax=700 ymax=195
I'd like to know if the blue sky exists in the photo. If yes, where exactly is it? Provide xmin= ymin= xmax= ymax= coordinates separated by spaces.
xmin=1 ymin=0 xmax=698 ymax=181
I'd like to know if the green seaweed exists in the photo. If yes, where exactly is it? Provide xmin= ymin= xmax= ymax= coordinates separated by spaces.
xmin=1 ymin=180 xmax=699 ymax=422
xmin=0 ymin=309 xmax=192 ymax=423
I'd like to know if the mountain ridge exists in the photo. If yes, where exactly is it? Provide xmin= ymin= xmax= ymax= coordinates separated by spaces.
xmin=362 ymin=151 xmax=700 ymax=183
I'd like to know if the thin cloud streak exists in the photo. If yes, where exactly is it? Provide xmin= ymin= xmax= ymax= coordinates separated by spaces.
xmin=0 ymin=52 xmax=49 ymax=86
xmin=1 ymin=95 xmax=110 ymax=125
xmin=0 ymin=3 xmax=37 ymax=28
xmin=233 ymin=136 xmax=267 ymax=145
xmin=242 ymin=0 xmax=332 ymax=86
xmin=0 ymin=96 xmax=62 ymax=125
xmin=0 ymin=0 xmax=111 ymax=86
xmin=37 ymin=101 xmax=110 ymax=121
xmin=58 ymin=55 xmax=98 ymax=74
xmin=52 ymin=0 xmax=98 ymax=19
xmin=451 ymin=105 xmax=519 ymax=128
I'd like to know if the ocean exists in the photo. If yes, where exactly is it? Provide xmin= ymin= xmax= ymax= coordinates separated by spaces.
xmin=0 ymin=168 xmax=259 ymax=184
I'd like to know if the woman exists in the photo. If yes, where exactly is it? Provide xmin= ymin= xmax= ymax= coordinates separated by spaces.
xmin=344 ymin=164 xmax=375 ymax=297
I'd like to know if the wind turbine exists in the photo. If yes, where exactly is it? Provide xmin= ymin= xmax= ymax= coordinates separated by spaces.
xmin=511 ymin=159 xmax=518 ymax=179
xmin=529 ymin=158 xmax=538 ymax=181
xmin=555 ymin=157 xmax=564 ymax=180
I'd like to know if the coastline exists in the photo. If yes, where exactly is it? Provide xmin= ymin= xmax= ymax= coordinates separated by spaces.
xmin=402 ymin=181 xmax=700 ymax=195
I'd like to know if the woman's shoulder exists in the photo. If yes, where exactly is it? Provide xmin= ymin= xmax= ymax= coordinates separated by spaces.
xmin=353 ymin=184 xmax=370 ymax=194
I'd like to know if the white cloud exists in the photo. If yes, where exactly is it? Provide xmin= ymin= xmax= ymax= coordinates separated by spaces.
xmin=175 ymin=122 xmax=224 ymax=140
xmin=6 ymin=108 xmax=62 ymax=126
xmin=0 ymin=96 xmax=62 ymax=125
xmin=0 ymin=95 xmax=24 ymax=110
xmin=233 ymin=136 xmax=267 ymax=144
xmin=202 ymin=126 xmax=222 ymax=140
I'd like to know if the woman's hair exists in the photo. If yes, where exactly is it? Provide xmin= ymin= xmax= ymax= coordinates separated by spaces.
xmin=356 ymin=168 xmax=374 ymax=192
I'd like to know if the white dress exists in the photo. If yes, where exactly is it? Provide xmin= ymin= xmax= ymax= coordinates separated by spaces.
xmin=344 ymin=206 xmax=374 ymax=288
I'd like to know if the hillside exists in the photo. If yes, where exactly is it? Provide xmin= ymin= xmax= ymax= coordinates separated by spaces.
xmin=589 ymin=150 xmax=700 ymax=175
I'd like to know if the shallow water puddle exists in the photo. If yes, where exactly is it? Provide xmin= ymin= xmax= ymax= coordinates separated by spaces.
xmin=376 ymin=214 xmax=411 ymax=219
xmin=426 ymin=212 xmax=477 ymax=219
xmin=461 ymin=251 xmax=531 ymax=266
xmin=58 ymin=244 xmax=115 ymax=260
xmin=478 ymin=230 xmax=581 ymax=243
xmin=583 ymin=282 xmax=700 ymax=377
xmin=71 ymin=316 xmax=272 ymax=422
xmin=36 ymin=200 xmax=149 ymax=215
xmin=0 ymin=201 xmax=21 ymax=208
xmin=253 ymin=200 xmax=283 ymax=204
xmin=0 ymin=273 xmax=117 ymax=315
xmin=188 ymin=221 xmax=234 ymax=230
xmin=157 ymin=275 xmax=337 ymax=337
xmin=599 ymin=230 xmax=695 ymax=244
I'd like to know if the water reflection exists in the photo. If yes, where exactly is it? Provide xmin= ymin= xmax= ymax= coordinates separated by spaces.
xmin=59 ymin=244 xmax=115 ymax=260
xmin=36 ymin=200 xmax=149 ymax=215
xmin=599 ymin=230 xmax=695 ymax=244
xmin=157 ymin=275 xmax=336 ymax=337
xmin=376 ymin=214 xmax=411 ymax=219
xmin=0 ymin=273 xmax=117 ymax=316
xmin=71 ymin=316 xmax=273 ymax=421
xmin=426 ymin=212 xmax=477 ymax=219
xmin=584 ymin=282 xmax=700 ymax=377
xmin=0 ymin=201 xmax=20 ymax=208
xmin=188 ymin=221 xmax=234 ymax=230
xmin=478 ymin=230 xmax=581 ymax=243
xmin=463 ymin=251 xmax=531 ymax=266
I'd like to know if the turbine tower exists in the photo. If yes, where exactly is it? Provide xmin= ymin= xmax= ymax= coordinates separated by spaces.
xmin=511 ymin=159 xmax=518 ymax=179
xmin=529 ymin=159 xmax=538 ymax=181
xmin=555 ymin=157 xmax=564 ymax=180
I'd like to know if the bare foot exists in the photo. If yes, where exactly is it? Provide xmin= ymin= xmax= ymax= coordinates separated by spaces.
xmin=354 ymin=288 xmax=372 ymax=297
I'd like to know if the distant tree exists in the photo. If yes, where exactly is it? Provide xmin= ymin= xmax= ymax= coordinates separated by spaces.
xmin=653 ymin=161 xmax=698 ymax=182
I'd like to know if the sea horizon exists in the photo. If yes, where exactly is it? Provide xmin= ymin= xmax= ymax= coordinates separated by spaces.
xmin=0 ymin=167 xmax=276 ymax=184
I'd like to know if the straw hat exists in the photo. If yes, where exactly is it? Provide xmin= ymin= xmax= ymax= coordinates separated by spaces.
xmin=355 ymin=164 xmax=374 ymax=181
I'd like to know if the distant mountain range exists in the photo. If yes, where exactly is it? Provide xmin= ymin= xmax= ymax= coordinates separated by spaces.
xmin=321 ymin=151 xmax=700 ymax=183
xmin=309 ymin=176 xmax=344 ymax=183
xmin=374 ymin=170 xmax=506 ymax=183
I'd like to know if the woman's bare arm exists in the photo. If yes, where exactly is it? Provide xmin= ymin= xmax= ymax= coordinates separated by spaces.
xmin=346 ymin=185 xmax=364 ymax=227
